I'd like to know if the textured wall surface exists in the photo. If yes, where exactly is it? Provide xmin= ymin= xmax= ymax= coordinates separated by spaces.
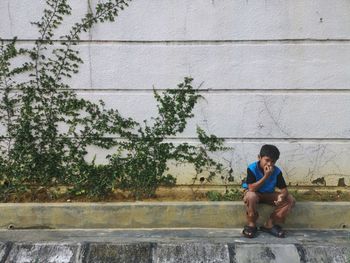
xmin=1 ymin=0 xmax=350 ymax=186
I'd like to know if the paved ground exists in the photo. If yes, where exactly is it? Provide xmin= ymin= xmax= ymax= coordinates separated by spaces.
xmin=0 ymin=229 xmax=349 ymax=262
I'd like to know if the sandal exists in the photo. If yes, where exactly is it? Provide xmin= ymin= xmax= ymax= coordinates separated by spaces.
xmin=242 ymin=225 xmax=258 ymax=238
xmin=260 ymin=225 xmax=285 ymax=238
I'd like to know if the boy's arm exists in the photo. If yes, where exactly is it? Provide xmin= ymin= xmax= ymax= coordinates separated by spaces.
xmin=248 ymin=165 xmax=273 ymax=192
xmin=274 ymin=187 xmax=288 ymax=205
xmin=274 ymin=173 xmax=288 ymax=205
xmin=279 ymin=187 xmax=288 ymax=198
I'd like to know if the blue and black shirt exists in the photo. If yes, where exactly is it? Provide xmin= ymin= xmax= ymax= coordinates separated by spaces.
xmin=242 ymin=161 xmax=287 ymax=193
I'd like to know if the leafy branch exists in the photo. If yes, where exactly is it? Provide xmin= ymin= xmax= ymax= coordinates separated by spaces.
xmin=0 ymin=1 xmax=228 ymax=201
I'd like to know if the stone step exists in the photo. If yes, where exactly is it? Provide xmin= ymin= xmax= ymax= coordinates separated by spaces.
xmin=0 ymin=202 xmax=349 ymax=229
xmin=0 ymin=229 xmax=349 ymax=262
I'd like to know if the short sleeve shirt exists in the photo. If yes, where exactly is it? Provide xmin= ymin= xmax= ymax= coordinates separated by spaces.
xmin=246 ymin=167 xmax=287 ymax=189
xmin=242 ymin=161 xmax=287 ymax=192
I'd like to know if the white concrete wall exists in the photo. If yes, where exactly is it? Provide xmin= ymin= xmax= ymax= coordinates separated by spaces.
xmin=1 ymin=0 xmax=350 ymax=186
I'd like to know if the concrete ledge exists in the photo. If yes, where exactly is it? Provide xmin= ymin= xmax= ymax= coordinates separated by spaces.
xmin=0 ymin=202 xmax=349 ymax=229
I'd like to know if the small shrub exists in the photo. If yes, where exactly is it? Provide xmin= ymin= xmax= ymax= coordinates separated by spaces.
xmin=207 ymin=188 xmax=242 ymax=201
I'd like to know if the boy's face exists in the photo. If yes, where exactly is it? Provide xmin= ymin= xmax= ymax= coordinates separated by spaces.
xmin=258 ymin=155 xmax=276 ymax=170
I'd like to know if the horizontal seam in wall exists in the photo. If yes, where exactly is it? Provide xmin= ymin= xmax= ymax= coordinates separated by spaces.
xmin=126 ymin=138 xmax=350 ymax=143
xmin=1 ymin=137 xmax=347 ymax=143
xmin=68 ymin=89 xmax=350 ymax=94
xmin=215 ymin=138 xmax=350 ymax=143
xmin=2 ymin=88 xmax=350 ymax=94
xmin=3 ymin=39 xmax=350 ymax=45
xmin=113 ymin=138 xmax=350 ymax=143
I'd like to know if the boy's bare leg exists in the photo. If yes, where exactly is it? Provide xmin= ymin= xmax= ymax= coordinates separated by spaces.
xmin=259 ymin=192 xmax=296 ymax=227
xmin=243 ymin=191 xmax=260 ymax=227
xmin=270 ymin=194 xmax=295 ymax=225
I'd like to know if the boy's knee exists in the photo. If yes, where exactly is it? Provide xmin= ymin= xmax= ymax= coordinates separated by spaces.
xmin=244 ymin=191 xmax=259 ymax=203
xmin=287 ymin=194 xmax=296 ymax=208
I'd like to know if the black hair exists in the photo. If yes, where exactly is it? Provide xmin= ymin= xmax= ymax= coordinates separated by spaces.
xmin=259 ymin=144 xmax=280 ymax=161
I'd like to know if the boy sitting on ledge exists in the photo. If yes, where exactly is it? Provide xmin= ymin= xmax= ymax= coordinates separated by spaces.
xmin=242 ymin=144 xmax=295 ymax=238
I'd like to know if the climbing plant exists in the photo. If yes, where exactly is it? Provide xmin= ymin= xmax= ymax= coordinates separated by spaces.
xmin=0 ymin=0 xmax=227 ymax=200
xmin=107 ymin=78 xmax=226 ymax=199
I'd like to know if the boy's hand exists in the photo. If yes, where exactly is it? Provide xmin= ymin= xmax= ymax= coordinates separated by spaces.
xmin=263 ymin=165 xmax=274 ymax=177
xmin=274 ymin=194 xmax=284 ymax=206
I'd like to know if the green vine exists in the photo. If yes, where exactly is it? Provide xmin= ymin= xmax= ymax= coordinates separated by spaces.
xmin=0 ymin=0 xmax=228 ymax=201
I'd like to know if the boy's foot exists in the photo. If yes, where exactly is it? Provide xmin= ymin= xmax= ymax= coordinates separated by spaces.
xmin=260 ymin=225 xmax=285 ymax=238
xmin=242 ymin=225 xmax=258 ymax=238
